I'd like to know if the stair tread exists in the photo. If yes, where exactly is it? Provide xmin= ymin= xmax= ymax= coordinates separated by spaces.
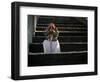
xmin=35 ymin=31 xmax=87 ymax=33
xmin=36 ymin=27 xmax=87 ymax=29
xmin=33 ymin=36 xmax=87 ymax=38
xmin=29 ymin=43 xmax=87 ymax=53
xmin=32 ymin=36 xmax=87 ymax=43
xmin=34 ymin=32 xmax=87 ymax=36
xmin=29 ymin=50 xmax=87 ymax=55
xmin=37 ymin=24 xmax=86 ymax=27
xmin=31 ymin=42 xmax=87 ymax=45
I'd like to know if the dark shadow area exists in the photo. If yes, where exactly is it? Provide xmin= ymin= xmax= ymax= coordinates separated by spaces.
xmin=28 ymin=52 xmax=87 ymax=66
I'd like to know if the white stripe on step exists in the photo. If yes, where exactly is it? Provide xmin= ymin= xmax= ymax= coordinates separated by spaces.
xmin=29 ymin=51 xmax=87 ymax=55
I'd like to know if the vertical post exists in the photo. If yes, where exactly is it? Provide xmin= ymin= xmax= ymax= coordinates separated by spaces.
xmin=28 ymin=16 xmax=33 ymax=44
xmin=33 ymin=16 xmax=37 ymax=36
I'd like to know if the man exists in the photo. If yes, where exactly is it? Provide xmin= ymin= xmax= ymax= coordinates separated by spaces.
xmin=43 ymin=23 xmax=61 ymax=53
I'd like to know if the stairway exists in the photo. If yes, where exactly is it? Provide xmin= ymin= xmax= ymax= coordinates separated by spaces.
xmin=28 ymin=16 xmax=88 ymax=66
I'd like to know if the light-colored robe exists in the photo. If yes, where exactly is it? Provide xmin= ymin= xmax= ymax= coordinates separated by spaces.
xmin=43 ymin=40 xmax=60 ymax=53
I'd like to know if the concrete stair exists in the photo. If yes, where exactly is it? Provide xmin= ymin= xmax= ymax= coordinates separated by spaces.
xmin=32 ymin=36 xmax=87 ymax=43
xmin=34 ymin=31 xmax=87 ymax=36
xmin=28 ymin=51 xmax=87 ymax=66
xmin=29 ymin=43 xmax=87 ymax=53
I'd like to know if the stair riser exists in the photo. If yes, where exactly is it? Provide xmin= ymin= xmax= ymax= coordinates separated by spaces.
xmin=29 ymin=44 xmax=87 ymax=53
xmin=37 ymin=25 xmax=87 ymax=27
xmin=60 ymin=44 xmax=87 ymax=52
xmin=32 ymin=37 xmax=87 ymax=43
xmin=34 ymin=32 xmax=87 ymax=36
xmin=36 ymin=28 xmax=87 ymax=31
xmin=28 ymin=52 xmax=87 ymax=66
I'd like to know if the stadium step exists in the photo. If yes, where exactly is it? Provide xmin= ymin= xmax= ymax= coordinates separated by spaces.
xmin=37 ymin=22 xmax=86 ymax=27
xmin=36 ymin=27 xmax=87 ymax=31
xmin=34 ymin=31 xmax=87 ymax=36
xmin=28 ymin=51 xmax=87 ymax=66
xmin=32 ymin=36 xmax=87 ymax=43
xmin=29 ymin=43 xmax=87 ymax=53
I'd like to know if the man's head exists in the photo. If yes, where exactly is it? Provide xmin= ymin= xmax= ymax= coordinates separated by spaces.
xmin=48 ymin=23 xmax=57 ymax=32
xmin=46 ymin=23 xmax=59 ymax=41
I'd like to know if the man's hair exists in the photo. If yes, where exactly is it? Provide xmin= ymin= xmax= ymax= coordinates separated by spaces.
xmin=46 ymin=23 xmax=59 ymax=41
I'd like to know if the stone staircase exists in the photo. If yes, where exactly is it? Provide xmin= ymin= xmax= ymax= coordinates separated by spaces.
xmin=28 ymin=16 xmax=88 ymax=66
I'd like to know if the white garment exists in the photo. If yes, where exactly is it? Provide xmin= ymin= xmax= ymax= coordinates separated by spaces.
xmin=43 ymin=40 xmax=60 ymax=53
